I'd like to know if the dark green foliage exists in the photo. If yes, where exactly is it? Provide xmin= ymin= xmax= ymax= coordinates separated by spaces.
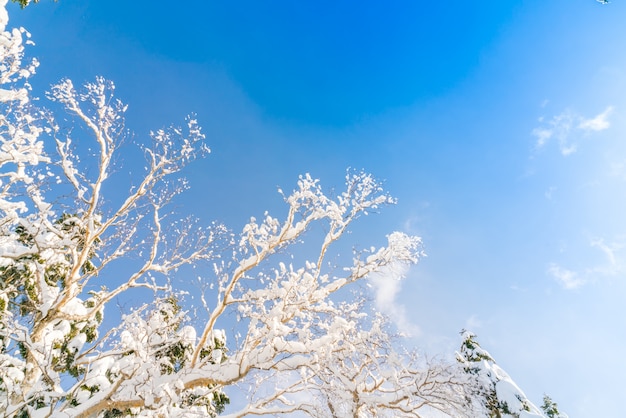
xmin=154 ymin=296 xmax=187 ymax=374
xmin=461 ymin=334 xmax=494 ymax=363
xmin=55 ymin=213 xmax=101 ymax=275
xmin=94 ymin=298 xmax=229 ymax=417
xmin=102 ymin=409 xmax=132 ymax=418
xmin=457 ymin=330 xmax=495 ymax=378
xmin=482 ymin=389 xmax=518 ymax=418
xmin=50 ymin=320 xmax=100 ymax=377
xmin=0 ymin=213 xmax=104 ymax=416
xmin=153 ymin=298 xmax=230 ymax=415
xmin=541 ymin=395 xmax=562 ymax=418
xmin=0 ymin=225 xmax=39 ymax=317
xmin=199 ymin=336 xmax=227 ymax=363
xmin=11 ymin=0 xmax=36 ymax=8
xmin=9 ymin=0 xmax=56 ymax=8
xmin=0 ymin=213 xmax=101 ymax=325
xmin=212 ymin=392 xmax=230 ymax=414
xmin=457 ymin=331 xmax=536 ymax=418
xmin=17 ymin=341 xmax=28 ymax=359
xmin=15 ymin=396 xmax=46 ymax=417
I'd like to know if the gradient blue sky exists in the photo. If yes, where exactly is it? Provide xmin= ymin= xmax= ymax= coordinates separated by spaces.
xmin=9 ymin=0 xmax=626 ymax=415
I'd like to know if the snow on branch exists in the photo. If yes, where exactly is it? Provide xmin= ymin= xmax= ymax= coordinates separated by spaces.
xmin=0 ymin=3 xmax=479 ymax=417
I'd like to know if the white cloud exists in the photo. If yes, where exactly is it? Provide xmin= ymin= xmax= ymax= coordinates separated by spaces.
xmin=532 ymin=106 xmax=613 ymax=156
xmin=590 ymin=237 xmax=625 ymax=277
xmin=368 ymin=263 xmax=420 ymax=337
xmin=591 ymin=238 xmax=617 ymax=267
xmin=532 ymin=127 xmax=553 ymax=148
xmin=547 ymin=263 xmax=585 ymax=290
xmin=548 ymin=237 xmax=625 ymax=290
xmin=532 ymin=110 xmax=575 ymax=156
xmin=578 ymin=106 xmax=613 ymax=132
xmin=608 ymin=159 xmax=626 ymax=181
xmin=544 ymin=186 xmax=556 ymax=200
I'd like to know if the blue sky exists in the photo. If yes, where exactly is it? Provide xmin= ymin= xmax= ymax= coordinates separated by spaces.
xmin=9 ymin=0 xmax=626 ymax=415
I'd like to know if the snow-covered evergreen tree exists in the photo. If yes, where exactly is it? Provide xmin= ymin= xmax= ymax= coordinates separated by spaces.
xmin=0 ymin=3 xmax=477 ymax=417
xmin=541 ymin=395 xmax=568 ymax=418
xmin=457 ymin=331 xmax=565 ymax=418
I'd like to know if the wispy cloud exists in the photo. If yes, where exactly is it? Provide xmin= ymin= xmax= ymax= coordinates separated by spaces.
xmin=590 ymin=238 xmax=624 ymax=276
xmin=544 ymin=186 xmax=556 ymax=200
xmin=548 ymin=237 xmax=625 ymax=290
xmin=608 ymin=159 xmax=626 ymax=181
xmin=532 ymin=106 xmax=613 ymax=156
xmin=579 ymin=106 xmax=613 ymax=132
xmin=368 ymin=263 xmax=420 ymax=336
xmin=532 ymin=110 xmax=576 ymax=155
xmin=547 ymin=263 xmax=585 ymax=290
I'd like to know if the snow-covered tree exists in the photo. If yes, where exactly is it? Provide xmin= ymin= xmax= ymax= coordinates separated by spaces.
xmin=8 ymin=0 xmax=48 ymax=9
xmin=541 ymin=395 xmax=567 ymax=418
xmin=0 ymin=3 xmax=476 ymax=417
xmin=456 ymin=331 xmax=566 ymax=418
xmin=275 ymin=313 xmax=473 ymax=417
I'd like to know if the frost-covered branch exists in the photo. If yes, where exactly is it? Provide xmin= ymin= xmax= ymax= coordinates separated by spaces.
xmin=0 ymin=3 xmax=481 ymax=417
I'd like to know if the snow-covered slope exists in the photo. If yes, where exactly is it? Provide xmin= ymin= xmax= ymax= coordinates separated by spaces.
xmin=456 ymin=331 xmax=566 ymax=418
